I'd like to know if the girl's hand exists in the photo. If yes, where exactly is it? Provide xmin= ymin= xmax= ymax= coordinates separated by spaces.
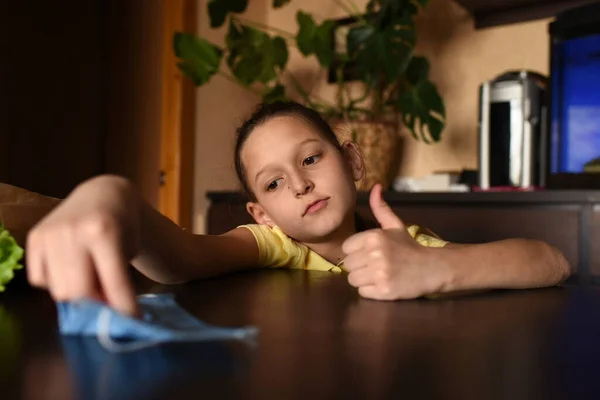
xmin=342 ymin=184 xmax=450 ymax=300
xmin=26 ymin=175 xmax=140 ymax=316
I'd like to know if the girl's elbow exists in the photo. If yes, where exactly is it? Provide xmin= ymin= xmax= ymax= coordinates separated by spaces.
xmin=547 ymin=243 xmax=572 ymax=284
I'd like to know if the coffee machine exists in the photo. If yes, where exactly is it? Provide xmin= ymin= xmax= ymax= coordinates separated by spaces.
xmin=478 ymin=70 xmax=548 ymax=190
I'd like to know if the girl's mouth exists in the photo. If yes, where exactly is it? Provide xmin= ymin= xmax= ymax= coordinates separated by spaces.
xmin=304 ymin=198 xmax=329 ymax=216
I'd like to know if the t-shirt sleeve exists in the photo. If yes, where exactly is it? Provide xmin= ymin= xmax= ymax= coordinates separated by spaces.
xmin=406 ymin=225 xmax=448 ymax=248
xmin=238 ymin=224 xmax=309 ymax=269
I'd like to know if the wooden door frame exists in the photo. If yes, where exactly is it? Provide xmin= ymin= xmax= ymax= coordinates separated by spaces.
xmin=159 ymin=0 xmax=197 ymax=229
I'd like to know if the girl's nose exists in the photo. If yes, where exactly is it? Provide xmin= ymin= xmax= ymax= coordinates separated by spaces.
xmin=292 ymin=178 xmax=314 ymax=197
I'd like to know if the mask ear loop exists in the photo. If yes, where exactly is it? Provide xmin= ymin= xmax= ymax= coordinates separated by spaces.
xmin=97 ymin=307 xmax=163 ymax=353
xmin=96 ymin=303 xmax=261 ymax=353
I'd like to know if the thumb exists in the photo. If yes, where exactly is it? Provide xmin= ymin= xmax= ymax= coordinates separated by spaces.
xmin=369 ymin=184 xmax=404 ymax=230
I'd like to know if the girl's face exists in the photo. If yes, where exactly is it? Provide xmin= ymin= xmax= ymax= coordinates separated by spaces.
xmin=241 ymin=115 xmax=364 ymax=243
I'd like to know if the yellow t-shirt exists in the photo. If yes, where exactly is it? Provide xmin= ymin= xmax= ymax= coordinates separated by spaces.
xmin=239 ymin=224 xmax=448 ymax=272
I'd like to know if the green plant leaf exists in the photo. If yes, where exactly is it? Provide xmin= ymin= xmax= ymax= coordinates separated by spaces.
xmin=262 ymin=84 xmax=287 ymax=103
xmin=347 ymin=14 xmax=416 ymax=84
xmin=225 ymin=18 xmax=243 ymax=67
xmin=173 ymin=32 xmax=223 ymax=86
xmin=273 ymin=0 xmax=291 ymax=8
xmin=396 ymin=79 xmax=445 ymax=142
xmin=405 ymin=55 xmax=429 ymax=85
xmin=295 ymin=11 xmax=334 ymax=67
xmin=296 ymin=11 xmax=316 ymax=55
xmin=272 ymin=36 xmax=289 ymax=69
xmin=314 ymin=20 xmax=335 ymax=67
xmin=176 ymin=62 xmax=208 ymax=86
xmin=0 ymin=225 xmax=24 ymax=292
xmin=234 ymin=54 xmax=269 ymax=84
xmin=226 ymin=22 xmax=287 ymax=85
xmin=208 ymin=0 xmax=248 ymax=28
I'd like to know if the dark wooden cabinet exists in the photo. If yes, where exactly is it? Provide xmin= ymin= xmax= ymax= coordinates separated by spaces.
xmin=0 ymin=1 xmax=162 ymax=203
xmin=207 ymin=190 xmax=600 ymax=283
xmin=454 ymin=0 xmax=598 ymax=28
xmin=591 ymin=210 xmax=600 ymax=276
xmin=0 ymin=2 xmax=110 ymax=198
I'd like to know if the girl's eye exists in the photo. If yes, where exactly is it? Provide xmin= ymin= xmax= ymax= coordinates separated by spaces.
xmin=267 ymin=178 xmax=282 ymax=191
xmin=303 ymin=154 xmax=321 ymax=166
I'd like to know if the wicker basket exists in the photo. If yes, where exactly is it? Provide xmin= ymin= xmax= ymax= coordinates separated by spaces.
xmin=332 ymin=121 xmax=399 ymax=191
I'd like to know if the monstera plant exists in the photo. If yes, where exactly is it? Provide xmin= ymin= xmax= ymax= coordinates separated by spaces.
xmin=174 ymin=0 xmax=445 ymax=189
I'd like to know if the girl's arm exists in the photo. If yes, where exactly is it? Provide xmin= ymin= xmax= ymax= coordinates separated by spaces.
xmin=132 ymin=198 xmax=259 ymax=284
xmin=438 ymin=240 xmax=571 ymax=292
xmin=345 ymin=231 xmax=571 ymax=301
xmin=342 ymin=184 xmax=572 ymax=301
xmin=26 ymin=174 xmax=258 ymax=316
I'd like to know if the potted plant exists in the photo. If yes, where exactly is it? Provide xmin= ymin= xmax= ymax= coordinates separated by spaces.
xmin=174 ymin=0 xmax=445 ymax=190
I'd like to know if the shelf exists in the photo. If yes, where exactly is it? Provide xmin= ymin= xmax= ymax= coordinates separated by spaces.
xmin=453 ymin=0 xmax=599 ymax=29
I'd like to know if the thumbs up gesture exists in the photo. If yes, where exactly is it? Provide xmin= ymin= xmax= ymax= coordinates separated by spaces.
xmin=342 ymin=184 xmax=447 ymax=300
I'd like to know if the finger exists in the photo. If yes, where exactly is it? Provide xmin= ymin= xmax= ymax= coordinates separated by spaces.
xmin=347 ymin=267 xmax=376 ymax=287
xmin=25 ymin=231 xmax=47 ymax=288
xmin=64 ymin=250 xmax=105 ymax=302
xmin=369 ymin=184 xmax=404 ymax=230
xmin=44 ymin=234 xmax=73 ymax=300
xmin=45 ymin=258 xmax=70 ymax=302
xmin=91 ymin=240 xmax=139 ymax=317
xmin=343 ymin=228 xmax=391 ymax=255
xmin=358 ymin=285 xmax=395 ymax=301
xmin=44 ymin=235 xmax=93 ymax=301
xmin=342 ymin=250 xmax=371 ymax=272
xmin=344 ymin=246 xmax=386 ymax=272
xmin=342 ymin=230 xmax=377 ymax=254
xmin=357 ymin=285 xmax=382 ymax=299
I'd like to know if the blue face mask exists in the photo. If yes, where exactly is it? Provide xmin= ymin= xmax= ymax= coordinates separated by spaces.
xmin=57 ymin=293 xmax=258 ymax=353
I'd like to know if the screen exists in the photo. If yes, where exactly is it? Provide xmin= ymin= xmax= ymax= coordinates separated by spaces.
xmin=490 ymin=102 xmax=511 ymax=186
xmin=551 ymin=33 xmax=600 ymax=173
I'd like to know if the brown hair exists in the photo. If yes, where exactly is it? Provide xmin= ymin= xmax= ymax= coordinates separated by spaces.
xmin=234 ymin=101 xmax=342 ymax=201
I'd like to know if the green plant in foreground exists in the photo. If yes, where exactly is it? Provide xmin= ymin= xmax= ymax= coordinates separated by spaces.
xmin=0 ymin=225 xmax=24 ymax=292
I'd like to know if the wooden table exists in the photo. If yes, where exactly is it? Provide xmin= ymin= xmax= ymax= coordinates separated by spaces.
xmin=2 ymin=270 xmax=600 ymax=400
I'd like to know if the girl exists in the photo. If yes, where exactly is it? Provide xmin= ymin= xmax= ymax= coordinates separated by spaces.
xmin=26 ymin=101 xmax=572 ymax=316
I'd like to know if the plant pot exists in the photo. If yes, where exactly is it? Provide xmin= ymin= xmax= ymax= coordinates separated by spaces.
xmin=332 ymin=120 xmax=400 ymax=191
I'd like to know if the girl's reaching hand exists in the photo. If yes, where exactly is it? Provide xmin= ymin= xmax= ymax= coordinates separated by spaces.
xmin=26 ymin=175 xmax=141 ymax=316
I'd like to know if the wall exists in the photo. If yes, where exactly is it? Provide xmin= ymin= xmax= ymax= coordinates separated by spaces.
xmin=193 ymin=0 xmax=266 ymax=233
xmin=192 ymin=0 xmax=552 ymax=233
xmin=405 ymin=0 xmax=550 ymax=178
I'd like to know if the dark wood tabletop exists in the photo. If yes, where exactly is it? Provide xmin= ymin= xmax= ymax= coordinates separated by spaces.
xmin=2 ymin=269 xmax=600 ymax=400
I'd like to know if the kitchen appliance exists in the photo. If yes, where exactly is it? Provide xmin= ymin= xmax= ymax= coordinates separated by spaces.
xmin=478 ymin=70 xmax=548 ymax=190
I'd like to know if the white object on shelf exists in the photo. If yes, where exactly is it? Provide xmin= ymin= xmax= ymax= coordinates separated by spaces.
xmin=392 ymin=173 xmax=469 ymax=193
